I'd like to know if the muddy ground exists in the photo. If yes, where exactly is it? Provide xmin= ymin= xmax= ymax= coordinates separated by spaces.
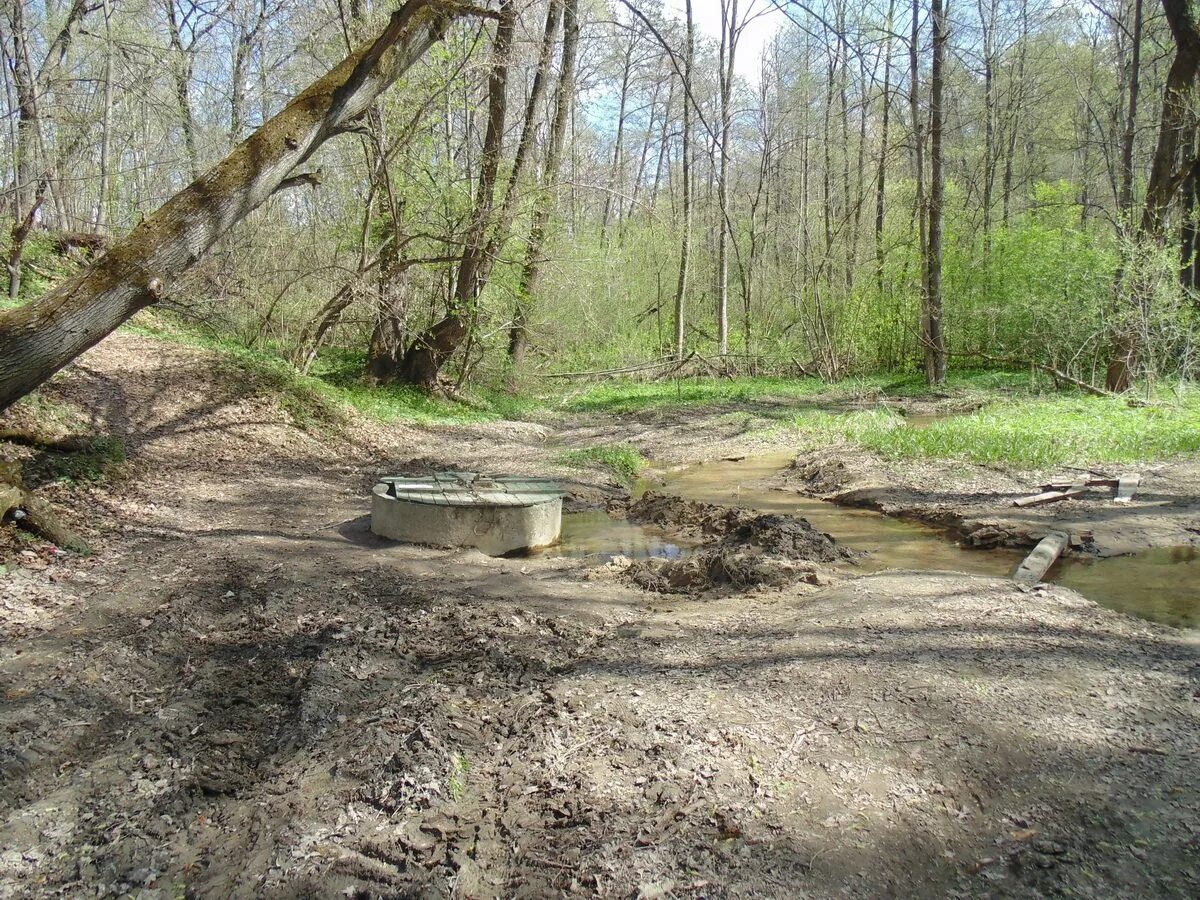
xmin=781 ymin=442 xmax=1200 ymax=558
xmin=2 ymin=334 xmax=1199 ymax=899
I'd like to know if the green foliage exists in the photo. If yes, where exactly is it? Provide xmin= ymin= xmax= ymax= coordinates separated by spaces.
xmin=130 ymin=315 xmax=537 ymax=427
xmin=24 ymin=435 xmax=127 ymax=486
xmin=786 ymin=394 xmax=1200 ymax=467
xmin=557 ymin=444 xmax=647 ymax=483
xmin=551 ymin=369 xmax=1034 ymax=415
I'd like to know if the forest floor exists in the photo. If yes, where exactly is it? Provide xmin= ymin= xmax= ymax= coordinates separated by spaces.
xmin=1 ymin=333 xmax=1198 ymax=899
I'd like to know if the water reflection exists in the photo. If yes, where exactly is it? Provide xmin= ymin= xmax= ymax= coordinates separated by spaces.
xmin=1053 ymin=546 xmax=1200 ymax=629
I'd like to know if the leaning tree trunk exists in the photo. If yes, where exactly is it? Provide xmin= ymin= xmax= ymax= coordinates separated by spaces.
xmin=0 ymin=0 xmax=496 ymax=414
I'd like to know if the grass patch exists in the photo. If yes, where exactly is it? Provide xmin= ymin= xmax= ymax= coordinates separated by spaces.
xmin=786 ymin=395 xmax=1200 ymax=467
xmin=23 ymin=435 xmax=127 ymax=486
xmin=550 ymin=369 xmax=1036 ymax=416
xmin=558 ymin=444 xmax=647 ymax=483
xmin=128 ymin=317 xmax=539 ymax=427
xmin=554 ymin=377 xmax=829 ymax=415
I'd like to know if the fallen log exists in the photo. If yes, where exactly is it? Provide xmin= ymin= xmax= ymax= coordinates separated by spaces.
xmin=0 ymin=462 xmax=88 ymax=552
xmin=1013 ymin=531 xmax=1069 ymax=583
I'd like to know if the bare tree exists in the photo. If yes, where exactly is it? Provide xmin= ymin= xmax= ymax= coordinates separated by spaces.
xmin=924 ymin=0 xmax=947 ymax=385
xmin=0 ymin=0 xmax=499 ymax=413
xmin=396 ymin=0 xmax=516 ymax=389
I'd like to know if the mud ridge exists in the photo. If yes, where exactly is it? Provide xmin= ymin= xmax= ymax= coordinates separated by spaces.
xmin=608 ymin=492 xmax=859 ymax=594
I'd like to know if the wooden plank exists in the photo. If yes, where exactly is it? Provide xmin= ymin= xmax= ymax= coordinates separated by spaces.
xmin=1013 ymin=487 xmax=1086 ymax=508
xmin=1014 ymin=491 xmax=1064 ymax=507
xmin=1114 ymin=474 xmax=1141 ymax=503
xmin=1013 ymin=531 xmax=1069 ymax=583
xmin=1039 ymin=478 xmax=1118 ymax=491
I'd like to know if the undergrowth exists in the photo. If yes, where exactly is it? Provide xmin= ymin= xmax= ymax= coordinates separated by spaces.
xmin=130 ymin=318 xmax=535 ymax=427
xmin=552 ymin=369 xmax=1034 ymax=416
xmin=785 ymin=394 xmax=1200 ymax=467
xmin=557 ymin=445 xmax=647 ymax=483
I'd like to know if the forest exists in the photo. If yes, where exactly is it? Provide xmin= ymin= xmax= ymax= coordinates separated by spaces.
xmin=1 ymin=1 xmax=1199 ymax=897
xmin=3 ymin=0 xmax=1200 ymax=396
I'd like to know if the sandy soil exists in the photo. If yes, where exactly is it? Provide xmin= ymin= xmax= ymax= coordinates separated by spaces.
xmin=2 ymin=334 xmax=1198 ymax=899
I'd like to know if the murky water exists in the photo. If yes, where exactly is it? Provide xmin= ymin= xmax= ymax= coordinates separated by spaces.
xmin=555 ymin=451 xmax=1200 ymax=629
xmin=1053 ymin=547 xmax=1200 ymax=629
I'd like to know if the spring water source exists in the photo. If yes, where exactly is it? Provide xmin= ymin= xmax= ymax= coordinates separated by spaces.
xmin=554 ymin=451 xmax=1200 ymax=629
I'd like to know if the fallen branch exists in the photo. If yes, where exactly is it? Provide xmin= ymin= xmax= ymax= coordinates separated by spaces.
xmin=536 ymin=356 xmax=677 ymax=379
xmin=651 ymin=351 xmax=698 ymax=381
xmin=949 ymin=350 xmax=1114 ymax=398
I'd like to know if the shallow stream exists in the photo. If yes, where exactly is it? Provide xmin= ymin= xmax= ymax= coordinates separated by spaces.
xmin=555 ymin=451 xmax=1200 ymax=629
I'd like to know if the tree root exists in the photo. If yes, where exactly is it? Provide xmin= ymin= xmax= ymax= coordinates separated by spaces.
xmin=0 ymin=461 xmax=89 ymax=553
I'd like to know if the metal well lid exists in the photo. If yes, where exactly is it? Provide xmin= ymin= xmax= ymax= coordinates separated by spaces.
xmin=377 ymin=471 xmax=564 ymax=508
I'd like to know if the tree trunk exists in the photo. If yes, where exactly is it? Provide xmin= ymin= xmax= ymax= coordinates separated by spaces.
xmin=875 ymin=0 xmax=895 ymax=296
xmin=1139 ymin=0 xmax=1200 ymax=237
xmin=397 ymin=0 xmax=515 ymax=390
xmin=96 ymin=0 xmax=116 ymax=232
xmin=979 ymin=0 xmax=996 ymax=248
xmin=0 ymin=0 xmax=497 ymax=414
xmin=924 ymin=0 xmax=948 ymax=386
xmin=508 ymin=0 xmax=580 ymax=380
xmin=673 ymin=0 xmax=696 ymax=361
xmin=716 ymin=0 xmax=738 ymax=358
xmin=165 ymin=0 xmax=201 ymax=180
xmin=1118 ymin=0 xmax=1144 ymax=224
xmin=1108 ymin=0 xmax=1200 ymax=391
xmin=910 ymin=0 xmax=929 ymax=358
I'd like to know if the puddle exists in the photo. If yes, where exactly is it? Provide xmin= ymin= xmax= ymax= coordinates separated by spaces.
xmin=558 ymin=509 xmax=697 ymax=560
xmin=1052 ymin=546 xmax=1200 ymax=629
xmin=555 ymin=452 xmax=1200 ymax=629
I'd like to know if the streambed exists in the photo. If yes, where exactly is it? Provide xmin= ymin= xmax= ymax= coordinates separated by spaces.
xmin=555 ymin=451 xmax=1200 ymax=629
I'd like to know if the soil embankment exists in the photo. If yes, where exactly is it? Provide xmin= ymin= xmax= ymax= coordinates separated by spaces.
xmin=2 ymin=334 xmax=1198 ymax=898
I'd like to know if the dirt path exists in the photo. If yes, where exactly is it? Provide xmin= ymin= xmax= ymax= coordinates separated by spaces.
xmin=2 ymin=335 xmax=1199 ymax=898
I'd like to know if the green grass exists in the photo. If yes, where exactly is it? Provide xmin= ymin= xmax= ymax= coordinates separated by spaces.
xmin=785 ymin=395 xmax=1200 ymax=467
xmin=551 ymin=369 xmax=1035 ymax=416
xmin=128 ymin=317 xmax=539 ymax=427
xmin=558 ymin=444 xmax=647 ymax=483
xmin=23 ymin=435 xmax=127 ymax=486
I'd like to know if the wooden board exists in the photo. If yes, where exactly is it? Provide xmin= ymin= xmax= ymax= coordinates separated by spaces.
xmin=1013 ymin=531 xmax=1069 ymax=583
xmin=1039 ymin=478 xmax=1118 ymax=491
xmin=1114 ymin=474 xmax=1141 ymax=503
xmin=1013 ymin=485 xmax=1087 ymax=508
